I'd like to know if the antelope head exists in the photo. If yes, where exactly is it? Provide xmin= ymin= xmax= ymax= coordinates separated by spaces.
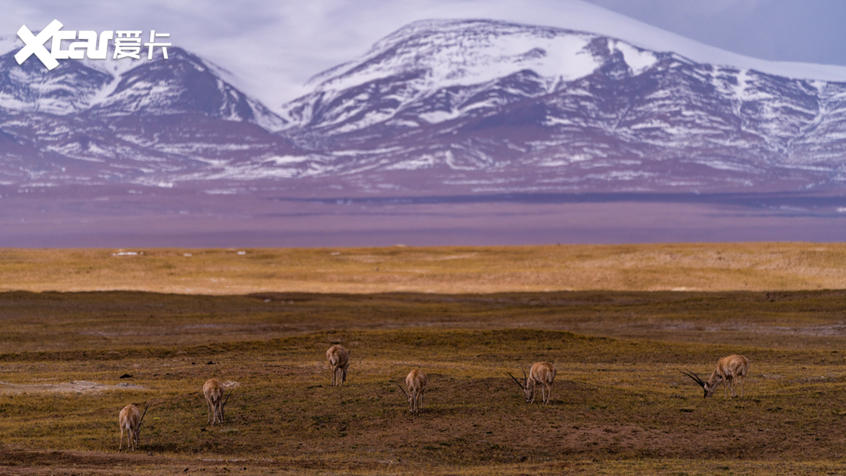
xmin=506 ymin=370 xmax=532 ymax=402
xmin=682 ymin=370 xmax=716 ymax=398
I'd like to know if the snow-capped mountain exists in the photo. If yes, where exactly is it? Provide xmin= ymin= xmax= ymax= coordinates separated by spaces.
xmin=0 ymin=50 xmax=112 ymax=115
xmin=86 ymin=49 xmax=286 ymax=130
xmin=277 ymin=19 xmax=846 ymax=194
xmin=2 ymin=19 xmax=846 ymax=195
xmin=0 ymin=43 xmax=295 ymax=184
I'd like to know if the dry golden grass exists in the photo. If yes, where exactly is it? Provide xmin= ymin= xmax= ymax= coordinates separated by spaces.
xmin=2 ymin=242 xmax=846 ymax=294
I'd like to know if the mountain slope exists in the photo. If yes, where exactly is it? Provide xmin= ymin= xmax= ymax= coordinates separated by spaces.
xmin=277 ymin=19 xmax=846 ymax=194
xmin=0 ymin=46 xmax=296 ymax=185
xmin=1 ymin=19 xmax=846 ymax=194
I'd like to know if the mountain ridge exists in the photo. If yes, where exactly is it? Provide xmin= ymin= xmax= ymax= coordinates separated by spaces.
xmin=1 ymin=19 xmax=845 ymax=196
xmin=274 ymin=19 xmax=846 ymax=194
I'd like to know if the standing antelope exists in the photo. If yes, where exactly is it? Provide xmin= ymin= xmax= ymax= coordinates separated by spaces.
xmin=397 ymin=368 xmax=427 ymax=414
xmin=326 ymin=344 xmax=350 ymax=386
xmin=682 ymin=354 xmax=750 ymax=398
xmin=507 ymin=362 xmax=556 ymax=404
xmin=118 ymin=402 xmax=150 ymax=451
xmin=203 ymin=378 xmax=234 ymax=425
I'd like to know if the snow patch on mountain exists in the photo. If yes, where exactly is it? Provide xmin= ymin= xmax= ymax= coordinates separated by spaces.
xmin=610 ymin=40 xmax=656 ymax=74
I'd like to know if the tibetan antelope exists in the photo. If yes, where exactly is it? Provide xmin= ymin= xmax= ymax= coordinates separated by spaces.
xmin=396 ymin=368 xmax=427 ymax=414
xmin=326 ymin=344 xmax=350 ymax=386
xmin=507 ymin=362 xmax=556 ymax=404
xmin=682 ymin=354 xmax=750 ymax=398
xmin=118 ymin=402 xmax=150 ymax=451
xmin=203 ymin=378 xmax=235 ymax=425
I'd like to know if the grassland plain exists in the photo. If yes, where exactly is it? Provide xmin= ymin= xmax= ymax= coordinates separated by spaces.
xmin=2 ymin=243 xmax=846 ymax=294
xmin=0 ymin=245 xmax=845 ymax=474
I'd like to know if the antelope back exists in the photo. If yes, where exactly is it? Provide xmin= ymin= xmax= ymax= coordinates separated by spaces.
xmin=119 ymin=404 xmax=141 ymax=429
xmin=203 ymin=378 xmax=224 ymax=403
xmin=406 ymin=369 xmax=427 ymax=391
xmin=326 ymin=345 xmax=349 ymax=367
xmin=529 ymin=362 xmax=555 ymax=384
xmin=717 ymin=354 xmax=749 ymax=378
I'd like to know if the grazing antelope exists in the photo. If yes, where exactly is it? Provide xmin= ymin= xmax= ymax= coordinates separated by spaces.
xmin=203 ymin=378 xmax=234 ymax=425
xmin=682 ymin=354 xmax=750 ymax=398
xmin=118 ymin=402 xmax=150 ymax=451
xmin=507 ymin=362 xmax=556 ymax=404
xmin=326 ymin=344 xmax=350 ymax=386
xmin=396 ymin=368 xmax=427 ymax=414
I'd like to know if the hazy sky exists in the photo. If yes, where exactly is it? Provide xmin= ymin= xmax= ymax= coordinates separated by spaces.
xmin=586 ymin=0 xmax=846 ymax=66
xmin=3 ymin=0 xmax=844 ymax=108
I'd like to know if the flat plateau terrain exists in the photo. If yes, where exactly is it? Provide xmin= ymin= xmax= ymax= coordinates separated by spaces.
xmin=0 ymin=244 xmax=845 ymax=474
xmin=3 ymin=243 xmax=846 ymax=294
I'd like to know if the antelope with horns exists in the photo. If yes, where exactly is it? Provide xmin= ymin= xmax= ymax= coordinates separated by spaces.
xmin=118 ymin=402 xmax=150 ymax=451
xmin=203 ymin=378 xmax=235 ymax=425
xmin=326 ymin=344 xmax=350 ymax=386
xmin=507 ymin=362 xmax=556 ymax=404
xmin=682 ymin=354 xmax=750 ymax=398
xmin=397 ymin=368 xmax=427 ymax=414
